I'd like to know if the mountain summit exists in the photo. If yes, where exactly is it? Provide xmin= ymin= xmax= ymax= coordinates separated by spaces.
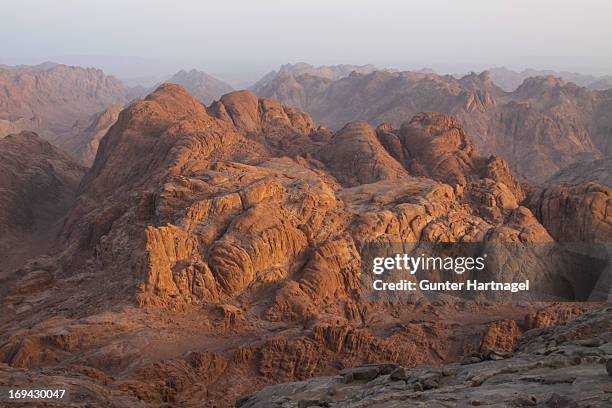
xmin=165 ymin=69 xmax=234 ymax=104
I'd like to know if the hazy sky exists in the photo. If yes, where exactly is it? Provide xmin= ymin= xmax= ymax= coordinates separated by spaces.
xmin=2 ymin=0 xmax=611 ymax=83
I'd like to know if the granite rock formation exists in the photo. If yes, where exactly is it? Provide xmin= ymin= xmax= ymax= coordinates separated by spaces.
xmin=528 ymin=182 xmax=612 ymax=243
xmin=527 ymin=156 xmax=612 ymax=244
xmin=0 ymin=84 xmax=608 ymax=407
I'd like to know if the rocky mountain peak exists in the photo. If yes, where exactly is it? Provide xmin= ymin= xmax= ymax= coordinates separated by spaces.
xmin=459 ymin=70 xmax=495 ymax=87
xmin=513 ymin=74 xmax=569 ymax=98
xmin=165 ymin=69 xmax=234 ymax=104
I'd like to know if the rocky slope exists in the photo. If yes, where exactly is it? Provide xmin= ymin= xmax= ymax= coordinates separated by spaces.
xmin=165 ymin=69 xmax=234 ymax=104
xmin=526 ymin=158 xmax=612 ymax=244
xmin=238 ymin=305 xmax=612 ymax=407
xmin=528 ymin=182 xmax=612 ymax=243
xmin=0 ymin=85 xmax=609 ymax=407
xmin=526 ymin=157 xmax=612 ymax=244
xmin=0 ymin=132 xmax=85 ymax=277
xmin=59 ymin=105 xmax=123 ymax=166
xmin=254 ymin=69 xmax=612 ymax=183
xmin=0 ymin=63 xmax=131 ymax=163
xmin=547 ymin=158 xmax=612 ymax=188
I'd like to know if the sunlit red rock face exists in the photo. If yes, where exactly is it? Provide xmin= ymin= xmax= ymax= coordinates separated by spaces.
xmin=0 ymin=84 xmax=609 ymax=407
xmin=255 ymin=70 xmax=612 ymax=183
xmin=58 ymin=85 xmax=548 ymax=310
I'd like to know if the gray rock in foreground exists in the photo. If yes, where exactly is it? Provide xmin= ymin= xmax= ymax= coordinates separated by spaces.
xmin=237 ymin=306 xmax=612 ymax=407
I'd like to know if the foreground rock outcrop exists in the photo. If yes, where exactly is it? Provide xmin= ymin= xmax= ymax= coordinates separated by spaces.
xmin=239 ymin=305 xmax=612 ymax=407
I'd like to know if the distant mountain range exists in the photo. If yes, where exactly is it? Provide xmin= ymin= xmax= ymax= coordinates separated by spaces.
xmin=0 ymin=64 xmax=235 ymax=165
xmin=487 ymin=66 xmax=612 ymax=91
xmin=0 ymin=63 xmax=131 ymax=165
xmin=252 ymin=62 xmax=380 ymax=89
xmin=161 ymin=69 xmax=234 ymax=104
xmin=1 ymin=60 xmax=611 ymax=182
xmin=254 ymin=68 xmax=612 ymax=182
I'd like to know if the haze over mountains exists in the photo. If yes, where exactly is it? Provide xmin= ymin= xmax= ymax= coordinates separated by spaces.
xmin=162 ymin=69 xmax=234 ymax=104
xmin=252 ymin=62 xmax=380 ymax=89
xmin=488 ymin=66 xmax=612 ymax=92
